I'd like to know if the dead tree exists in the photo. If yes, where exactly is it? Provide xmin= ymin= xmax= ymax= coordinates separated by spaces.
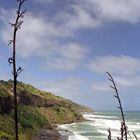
xmin=106 ymin=72 xmax=127 ymax=140
xmin=8 ymin=0 xmax=26 ymax=140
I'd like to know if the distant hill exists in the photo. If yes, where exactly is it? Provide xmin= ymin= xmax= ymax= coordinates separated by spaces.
xmin=0 ymin=80 xmax=92 ymax=140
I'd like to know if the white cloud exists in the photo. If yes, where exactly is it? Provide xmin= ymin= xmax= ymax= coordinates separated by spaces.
xmin=89 ymin=55 xmax=140 ymax=95
xmin=91 ymin=75 xmax=140 ymax=95
xmin=44 ymin=43 xmax=87 ymax=70
xmin=35 ymin=0 xmax=54 ymax=4
xmin=1 ymin=0 xmax=140 ymax=69
xmin=115 ymin=77 xmax=134 ymax=86
xmin=91 ymin=82 xmax=111 ymax=93
xmin=30 ymin=0 xmax=140 ymax=39
xmin=0 ymin=8 xmax=87 ymax=70
xmin=89 ymin=55 xmax=140 ymax=76
xmin=115 ymin=76 xmax=140 ymax=89
xmin=97 ymin=0 xmax=140 ymax=23
xmin=41 ymin=77 xmax=84 ymax=99
xmin=78 ymin=0 xmax=140 ymax=23
xmin=37 ymin=0 xmax=140 ymax=27
xmin=55 ymin=4 xmax=101 ymax=31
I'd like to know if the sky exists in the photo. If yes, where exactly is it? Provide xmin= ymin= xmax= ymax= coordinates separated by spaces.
xmin=0 ymin=0 xmax=140 ymax=111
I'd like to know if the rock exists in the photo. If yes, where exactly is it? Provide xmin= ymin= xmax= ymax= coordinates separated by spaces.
xmin=31 ymin=126 xmax=68 ymax=140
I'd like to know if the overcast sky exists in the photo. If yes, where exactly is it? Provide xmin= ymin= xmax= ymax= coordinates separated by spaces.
xmin=0 ymin=0 xmax=140 ymax=111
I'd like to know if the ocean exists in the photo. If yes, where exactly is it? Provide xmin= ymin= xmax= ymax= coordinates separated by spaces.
xmin=58 ymin=111 xmax=140 ymax=140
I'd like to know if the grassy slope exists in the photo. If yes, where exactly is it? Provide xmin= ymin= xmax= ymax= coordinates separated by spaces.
xmin=0 ymin=80 xmax=92 ymax=140
xmin=0 ymin=106 xmax=49 ymax=140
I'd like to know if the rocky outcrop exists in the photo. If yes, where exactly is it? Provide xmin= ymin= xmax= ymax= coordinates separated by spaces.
xmin=31 ymin=126 xmax=67 ymax=140
xmin=19 ymin=90 xmax=70 ymax=108
xmin=0 ymin=96 xmax=13 ymax=114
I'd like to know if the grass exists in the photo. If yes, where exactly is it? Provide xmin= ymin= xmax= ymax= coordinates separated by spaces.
xmin=0 ymin=105 xmax=49 ymax=140
xmin=37 ymin=106 xmax=83 ymax=124
xmin=18 ymin=105 xmax=48 ymax=130
xmin=0 ymin=115 xmax=14 ymax=140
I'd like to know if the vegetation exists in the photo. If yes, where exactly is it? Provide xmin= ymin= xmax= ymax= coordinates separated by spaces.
xmin=0 ymin=80 xmax=89 ymax=140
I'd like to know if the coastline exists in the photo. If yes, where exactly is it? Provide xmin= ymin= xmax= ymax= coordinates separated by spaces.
xmin=31 ymin=116 xmax=89 ymax=140
xmin=31 ymin=125 xmax=69 ymax=140
xmin=57 ymin=111 xmax=140 ymax=140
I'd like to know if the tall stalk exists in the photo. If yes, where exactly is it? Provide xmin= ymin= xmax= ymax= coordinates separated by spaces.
xmin=107 ymin=72 xmax=127 ymax=140
xmin=8 ymin=0 xmax=26 ymax=139
xmin=107 ymin=128 xmax=112 ymax=140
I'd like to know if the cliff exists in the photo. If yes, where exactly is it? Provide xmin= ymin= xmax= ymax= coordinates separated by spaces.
xmin=0 ymin=80 xmax=92 ymax=140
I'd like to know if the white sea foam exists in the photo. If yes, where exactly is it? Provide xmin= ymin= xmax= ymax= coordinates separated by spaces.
xmin=102 ymin=119 xmax=120 ymax=129
xmin=128 ymin=124 xmax=140 ymax=131
xmin=83 ymin=114 xmax=117 ymax=120
xmin=58 ymin=124 xmax=69 ymax=130
xmin=68 ymin=132 xmax=89 ymax=140
xmin=59 ymin=112 xmax=140 ymax=140
xmin=58 ymin=123 xmax=76 ymax=130
xmin=89 ymin=118 xmax=120 ymax=130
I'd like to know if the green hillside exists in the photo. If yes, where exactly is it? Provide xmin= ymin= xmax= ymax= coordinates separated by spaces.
xmin=0 ymin=80 xmax=92 ymax=140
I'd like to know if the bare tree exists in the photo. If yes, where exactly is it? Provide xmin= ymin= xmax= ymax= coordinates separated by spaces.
xmin=8 ymin=0 xmax=26 ymax=140
xmin=106 ymin=72 xmax=127 ymax=140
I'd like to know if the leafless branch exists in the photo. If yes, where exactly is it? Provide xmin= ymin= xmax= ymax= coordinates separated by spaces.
xmin=8 ymin=40 xmax=13 ymax=46
xmin=16 ymin=66 xmax=24 ymax=77
xmin=132 ymin=131 xmax=138 ymax=140
xmin=106 ymin=72 xmax=128 ymax=140
xmin=8 ymin=57 xmax=13 ymax=65
xmin=8 ymin=0 xmax=26 ymax=140
xmin=107 ymin=128 xmax=112 ymax=140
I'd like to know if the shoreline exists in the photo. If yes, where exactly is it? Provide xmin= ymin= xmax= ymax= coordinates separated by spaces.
xmin=31 ymin=125 xmax=69 ymax=140
xmin=31 ymin=113 xmax=89 ymax=140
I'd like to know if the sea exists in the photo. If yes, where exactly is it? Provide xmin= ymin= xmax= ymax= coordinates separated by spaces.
xmin=58 ymin=111 xmax=140 ymax=140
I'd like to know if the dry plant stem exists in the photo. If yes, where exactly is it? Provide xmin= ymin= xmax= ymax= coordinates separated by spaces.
xmin=8 ymin=0 xmax=26 ymax=140
xmin=132 ymin=131 xmax=138 ymax=140
xmin=107 ymin=128 xmax=112 ymax=140
xmin=106 ymin=72 xmax=127 ymax=140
